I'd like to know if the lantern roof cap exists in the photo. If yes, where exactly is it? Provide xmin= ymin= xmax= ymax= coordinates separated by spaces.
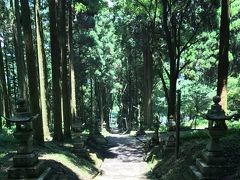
xmin=206 ymin=96 xmax=233 ymax=121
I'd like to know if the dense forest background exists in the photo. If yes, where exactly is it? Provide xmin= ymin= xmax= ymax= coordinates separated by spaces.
xmin=0 ymin=0 xmax=239 ymax=144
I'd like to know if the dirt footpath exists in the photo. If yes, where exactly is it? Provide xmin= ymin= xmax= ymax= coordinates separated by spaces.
xmin=96 ymin=134 xmax=149 ymax=180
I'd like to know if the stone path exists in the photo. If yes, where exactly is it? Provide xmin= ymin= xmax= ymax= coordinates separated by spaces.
xmin=96 ymin=134 xmax=149 ymax=180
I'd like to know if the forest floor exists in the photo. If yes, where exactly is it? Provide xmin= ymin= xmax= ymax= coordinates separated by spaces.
xmin=147 ymin=129 xmax=240 ymax=180
xmin=1 ymin=129 xmax=240 ymax=179
xmin=0 ymin=133 xmax=103 ymax=180
xmin=95 ymin=133 xmax=150 ymax=180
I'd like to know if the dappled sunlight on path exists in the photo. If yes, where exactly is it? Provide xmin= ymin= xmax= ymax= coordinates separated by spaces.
xmin=96 ymin=134 xmax=149 ymax=180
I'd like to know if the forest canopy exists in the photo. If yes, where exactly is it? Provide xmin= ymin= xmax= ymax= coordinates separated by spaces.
xmin=0 ymin=0 xmax=239 ymax=142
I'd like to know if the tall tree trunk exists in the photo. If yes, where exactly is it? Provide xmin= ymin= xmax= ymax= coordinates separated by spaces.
xmin=40 ymin=14 xmax=51 ymax=128
xmin=9 ymin=56 xmax=17 ymax=102
xmin=49 ymin=0 xmax=63 ymax=141
xmin=143 ymin=42 xmax=153 ymax=129
xmin=80 ymin=84 xmax=85 ymax=123
xmin=60 ymin=0 xmax=71 ymax=139
xmin=162 ymin=0 xmax=177 ymax=120
xmin=90 ymin=77 xmax=94 ymax=133
xmin=14 ymin=0 xmax=27 ymax=99
xmin=127 ymin=53 xmax=133 ymax=132
xmin=103 ymin=87 xmax=110 ymax=131
xmin=68 ymin=0 xmax=77 ymax=122
xmin=0 ymin=86 xmax=2 ymax=131
xmin=100 ymin=87 xmax=104 ymax=131
xmin=0 ymin=43 xmax=11 ymax=126
xmin=3 ymin=44 xmax=13 ymax=122
xmin=217 ymin=0 xmax=230 ymax=111
xmin=94 ymin=80 xmax=102 ymax=128
xmin=35 ymin=0 xmax=51 ymax=140
xmin=20 ymin=0 xmax=44 ymax=144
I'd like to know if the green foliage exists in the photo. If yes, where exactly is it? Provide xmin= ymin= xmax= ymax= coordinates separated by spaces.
xmin=228 ymin=76 xmax=240 ymax=112
xmin=0 ymin=126 xmax=15 ymax=145
xmin=182 ymin=31 xmax=219 ymax=84
xmin=179 ymin=80 xmax=215 ymax=120
xmin=181 ymin=130 xmax=208 ymax=140
xmin=75 ymin=2 xmax=88 ymax=13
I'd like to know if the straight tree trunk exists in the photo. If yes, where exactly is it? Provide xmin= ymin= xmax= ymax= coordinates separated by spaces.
xmin=90 ymin=77 xmax=94 ymax=133
xmin=103 ymin=87 xmax=110 ymax=131
xmin=143 ymin=42 xmax=153 ymax=129
xmin=217 ymin=0 xmax=230 ymax=111
xmin=0 ymin=43 xmax=11 ymax=126
xmin=3 ymin=44 xmax=13 ymax=122
xmin=9 ymin=54 xmax=17 ymax=102
xmin=49 ymin=0 xmax=63 ymax=141
xmin=60 ymin=0 xmax=71 ymax=139
xmin=68 ymin=0 xmax=77 ymax=122
xmin=20 ymin=0 xmax=44 ymax=144
xmin=40 ymin=13 xmax=51 ymax=127
xmin=162 ymin=0 xmax=177 ymax=120
xmin=127 ymin=53 xmax=133 ymax=132
xmin=80 ymin=85 xmax=85 ymax=123
xmin=100 ymin=88 xmax=104 ymax=131
xmin=0 ymin=86 xmax=2 ymax=131
xmin=35 ymin=0 xmax=51 ymax=140
xmin=13 ymin=0 xmax=27 ymax=99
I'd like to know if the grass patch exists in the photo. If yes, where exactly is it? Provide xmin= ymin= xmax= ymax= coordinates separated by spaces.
xmin=0 ymin=131 xmax=103 ymax=180
xmin=181 ymin=130 xmax=208 ymax=140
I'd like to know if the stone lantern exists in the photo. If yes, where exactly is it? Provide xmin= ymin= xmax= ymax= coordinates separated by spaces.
xmin=189 ymin=96 xmax=234 ymax=179
xmin=163 ymin=115 xmax=176 ymax=153
xmin=6 ymin=99 xmax=52 ymax=179
xmin=72 ymin=121 xmax=87 ymax=154
xmin=152 ymin=116 xmax=160 ymax=146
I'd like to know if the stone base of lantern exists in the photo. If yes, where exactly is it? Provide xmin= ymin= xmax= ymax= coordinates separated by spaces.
xmin=8 ymin=153 xmax=53 ymax=179
xmin=186 ymin=129 xmax=235 ymax=179
xmin=187 ymin=150 xmax=234 ymax=180
xmin=162 ymin=131 xmax=176 ymax=155
xmin=13 ymin=152 xmax=38 ymax=167
xmin=72 ymin=140 xmax=88 ymax=155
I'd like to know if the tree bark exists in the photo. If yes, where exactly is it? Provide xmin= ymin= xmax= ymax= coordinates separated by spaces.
xmin=0 ymin=43 xmax=11 ymax=127
xmin=20 ymin=0 xmax=44 ymax=144
xmin=90 ymin=77 xmax=94 ymax=133
xmin=60 ymin=0 xmax=71 ymax=139
xmin=68 ymin=0 xmax=77 ymax=122
xmin=3 ymin=44 xmax=13 ymax=123
xmin=13 ymin=0 xmax=27 ymax=99
xmin=49 ymin=0 xmax=63 ymax=141
xmin=143 ymin=42 xmax=153 ymax=129
xmin=217 ymin=0 xmax=230 ymax=111
xmin=127 ymin=55 xmax=133 ymax=132
xmin=0 ymin=86 xmax=2 ymax=131
xmin=162 ymin=0 xmax=177 ymax=119
xmin=35 ymin=0 xmax=51 ymax=140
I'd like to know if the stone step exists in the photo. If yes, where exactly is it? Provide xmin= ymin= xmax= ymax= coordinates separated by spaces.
xmin=8 ymin=161 xmax=45 ymax=179
xmin=38 ymin=167 xmax=53 ymax=180
xmin=196 ymin=158 xmax=231 ymax=177
xmin=13 ymin=153 xmax=39 ymax=167
xmin=50 ymin=172 xmax=69 ymax=180
xmin=201 ymin=151 xmax=226 ymax=165
xmin=8 ymin=167 xmax=53 ymax=180
xmin=187 ymin=165 xmax=212 ymax=180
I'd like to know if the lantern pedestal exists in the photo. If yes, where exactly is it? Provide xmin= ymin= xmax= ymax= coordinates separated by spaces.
xmin=162 ymin=116 xmax=176 ymax=154
xmin=187 ymin=96 xmax=235 ymax=179
xmin=72 ymin=122 xmax=87 ymax=155
xmin=8 ymin=130 xmax=52 ymax=179
xmin=189 ymin=128 xmax=233 ymax=179
xmin=163 ymin=131 xmax=176 ymax=154
xmin=7 ymin=99 xmax=52 ymax=179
